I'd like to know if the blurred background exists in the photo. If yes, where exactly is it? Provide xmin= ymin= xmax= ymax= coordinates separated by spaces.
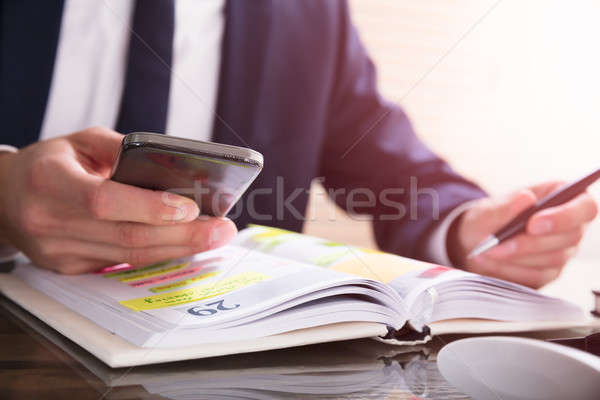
xmin=303 ymin=0 xmax=600 ymax=307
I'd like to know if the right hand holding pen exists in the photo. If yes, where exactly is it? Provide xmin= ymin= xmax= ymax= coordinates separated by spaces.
xmin=0 ymin=127 xmax=237 ymax=274
xmin=449 ymin=183 xmax=597 ymax=288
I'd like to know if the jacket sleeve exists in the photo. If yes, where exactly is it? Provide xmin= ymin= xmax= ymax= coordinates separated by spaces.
xmin=319 ymin=2 xmax=487 ymax=260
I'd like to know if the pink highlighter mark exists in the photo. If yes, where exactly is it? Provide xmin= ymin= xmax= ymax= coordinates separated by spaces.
xmin=128 ymin=266 xmax=204 ymax=287
xmin=418 ymin=265 xmax=452 ymax=279
xmin=95 ymin=263 xmax=133 ymax=274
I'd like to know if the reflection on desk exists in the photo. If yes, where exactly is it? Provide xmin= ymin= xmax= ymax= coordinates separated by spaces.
xmin=0 ymin=296 xmax=469 ymax=399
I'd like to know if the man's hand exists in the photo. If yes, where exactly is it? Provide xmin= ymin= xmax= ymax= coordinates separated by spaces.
xmin=0 ymin=127 xmax=237 ymax=274
xmin=449 ymin=182 xmax=598 ymax=288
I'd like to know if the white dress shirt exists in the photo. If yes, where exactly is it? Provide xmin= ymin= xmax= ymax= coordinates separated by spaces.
xmin=40 ymin=0 xmax=225 ymax=141
xmin=0 ymin=0 xmax=467 ymax=266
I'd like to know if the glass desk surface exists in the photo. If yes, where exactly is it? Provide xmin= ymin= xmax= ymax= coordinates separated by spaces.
xmin=1 ymin=295 xmax=595 ymax=400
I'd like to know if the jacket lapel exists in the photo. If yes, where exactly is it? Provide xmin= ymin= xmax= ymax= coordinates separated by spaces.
xmin=212 ymin=0 xmax=273 ymax=148
xmin=1 ymin=0 xmax=65 ymax=148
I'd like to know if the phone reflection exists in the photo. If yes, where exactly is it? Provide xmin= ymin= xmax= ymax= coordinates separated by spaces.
xmin=4 ymin=298 xmax=469 ymax=400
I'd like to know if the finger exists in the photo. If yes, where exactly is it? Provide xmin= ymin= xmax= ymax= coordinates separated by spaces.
xmin=100 ymin=243 xmax=209 ymax=267
xmin=509 ymin=247 xmax=578 ymax=269
xmin=528 ymin=193 xmax=599 ymax=235
xmin=45 ymin=258 xmax=112 ymax=275
xmin=466 ymin=190 xmax=538 ymax=238
xmin=528 ymin=181 xmax=566 ymax=199
xmin=34 ymin=148 xmax=201 ymax=225
xmin=32 ymin=156 xmax=201 ymax=225
xmin=56 ymin=217 xmax=236 ymax=248
xmin=485 ymin=228 xmax=584 ymax=259
xmin=469 ymin=255 xmax=561 ymax=288
xmin=36 ymin=238 xmax=231 ymax=269
xmin=84 ymin=177 xmax=200 ymax=224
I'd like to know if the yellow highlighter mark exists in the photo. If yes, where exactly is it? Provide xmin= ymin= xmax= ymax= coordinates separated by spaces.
xmin=248 ymin=224 xmax=295 ymax=239
xmin=310 ymin=250 xmax=351 ymax=267
xmin=120 ymin=272 xmax=269 ymax=311
xmin=119 ymin=262 xmax=190 ymax=283
xmin=330 ymin=253 xmax=429 ymax=283
xmin=247 ymin=225 xmax=300 ymax=252
xmin=150 ymin=271 xmax=219 ymax=293
xmin=358 ymin=246 xmax=384 ymax=255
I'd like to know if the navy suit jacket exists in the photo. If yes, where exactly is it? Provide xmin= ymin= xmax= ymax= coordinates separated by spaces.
xmin=1 ymin=0 xmax=486 ymax=260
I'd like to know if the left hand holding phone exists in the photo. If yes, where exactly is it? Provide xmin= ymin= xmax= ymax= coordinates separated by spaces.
xmin=0 ymin=127 xmax=237 ymax=274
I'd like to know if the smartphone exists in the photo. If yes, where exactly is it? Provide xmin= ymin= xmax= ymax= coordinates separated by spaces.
xmin=110 ymin=132 xmax=263 ymax=217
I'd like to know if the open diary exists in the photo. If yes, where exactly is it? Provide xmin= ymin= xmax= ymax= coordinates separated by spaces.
xmin=1 ymin=225 xmax=592 ymax=367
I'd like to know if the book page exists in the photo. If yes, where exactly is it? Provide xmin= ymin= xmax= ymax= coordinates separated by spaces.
xmin=231 ymin=226 xmax=585 ymax=330
xmin=232 ymin=226 xmax=464 ymax=297
xmin=232 ymin=225 xmax=439 ymax=284
xmin=12 ymin=243 xmax=405 ymax=347
xmin=231 ymin=226 xmax=459 ymax=330
xmin=13 ymin=246 xmax=364 ymax=326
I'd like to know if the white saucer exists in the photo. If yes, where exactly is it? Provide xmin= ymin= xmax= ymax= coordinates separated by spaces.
xmin=438 ymin=336 xmax=600 ymax=400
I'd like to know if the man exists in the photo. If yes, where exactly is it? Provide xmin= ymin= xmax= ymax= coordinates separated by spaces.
xmin=1 ymin=0 xmax=597 ymax=288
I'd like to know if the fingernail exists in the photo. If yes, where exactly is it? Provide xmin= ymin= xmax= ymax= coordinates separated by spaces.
xmin=209 ymin=220 xmax=236 ymax=249
xmin=488 ymin=240 xmax=517 ymax=258
xmin=162 ymin=198 xmax=198 ymax=222
xmin=171 ymin=203 xmax=198 ymax=221
xmin=162 ymin=192 xmax=185 ymax=205
xmin=531 ymin=219 xmax=553 ymax=235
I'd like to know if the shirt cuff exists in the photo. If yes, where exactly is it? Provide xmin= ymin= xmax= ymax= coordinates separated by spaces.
xmin=0 ymin=145 xmax=19 ymax=262
xmin=424 ymin=199 xmax=481 ymax=267
xmin=0 ymin=145 xmax=18 ymax=154
xmin=0 ymin=245 xmax=20 ymax=263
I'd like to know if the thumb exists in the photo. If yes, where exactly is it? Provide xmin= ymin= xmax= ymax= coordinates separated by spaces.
xmin=69 ymin=127 xmax=124 ymax=168
xmin=479 ymin=189 xmax=537 ymax=233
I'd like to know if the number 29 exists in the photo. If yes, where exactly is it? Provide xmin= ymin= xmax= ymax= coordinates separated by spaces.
xmin=187 ymin=299 xmax=240 ymax=317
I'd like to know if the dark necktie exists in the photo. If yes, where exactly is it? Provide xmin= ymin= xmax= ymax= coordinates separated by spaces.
xmin=115 ymin=0 xmax=175 ymax=134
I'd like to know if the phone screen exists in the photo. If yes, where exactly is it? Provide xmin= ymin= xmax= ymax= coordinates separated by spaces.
xmin=111 ymin=146 xmax=261 ymax=217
